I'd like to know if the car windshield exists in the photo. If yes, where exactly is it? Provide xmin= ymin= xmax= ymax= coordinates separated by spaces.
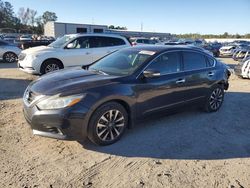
xmin=88 ymin=49 xmax=156 ymax=76
xmin=48 ymin=35 xmax=76 ymax=48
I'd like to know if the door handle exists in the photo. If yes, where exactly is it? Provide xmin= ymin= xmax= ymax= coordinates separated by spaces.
xmin=176 ymin=78 xmax=185 ymax=84
xmin=86 ymin=52 xmax=91 ymax=55
xmin=208 ymin=72 xmax=214 ymax=77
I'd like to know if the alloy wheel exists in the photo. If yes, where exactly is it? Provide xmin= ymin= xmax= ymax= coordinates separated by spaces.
xmin=45 ymin=63 xmax=60 ymax=73
xmin=96 ymin=109 xmax=125 ymax=141
xmin=5 ymin=53 xmax=17 ymax=63
xmin=209 ymin=88 xmax=223 ymax=110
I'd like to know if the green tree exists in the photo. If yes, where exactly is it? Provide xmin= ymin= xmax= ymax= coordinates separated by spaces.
xmin=0 ymin=0 xmax=15 ymax=28
xmin=34 ymin=16 xmax=43 ymax=34
xmin=42 ymin=11 xmax=57 ymax=24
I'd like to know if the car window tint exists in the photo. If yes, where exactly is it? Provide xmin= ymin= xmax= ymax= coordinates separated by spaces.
xmin=137 ymin=39 xmax=143 ymax=43
xmin=183 ymin=51 xmax=207 ymax=70
xmin=89 ymin=36 xmax=125 ymax=48
xmin=147 ymin=52 xmax=181 ymax=74
xmin=107 ymin=37 xmax=125 ymax=46
xmin=143 ymin=39 xmax=150 ymax=44
xmin=89 ymin=37 xmax=104 ymax=48
xmin=70 ymin=37 xmax=90 ymax=49
xmin=207 ymin=57 xmax=215 ymax=67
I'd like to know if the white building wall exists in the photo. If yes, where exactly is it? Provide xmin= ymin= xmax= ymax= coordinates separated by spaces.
xmin=44 ymin=21 xmax=171 ymax=39
xmin=44 ymin=22 xmax=55 ymax=37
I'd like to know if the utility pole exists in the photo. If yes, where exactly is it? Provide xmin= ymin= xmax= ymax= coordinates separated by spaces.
xmin=141 ymin=22 xmax=143 ymax=32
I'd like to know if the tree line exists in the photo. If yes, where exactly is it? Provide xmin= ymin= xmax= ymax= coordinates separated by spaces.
xmin=0 ymin=0 xmax=57 ymax=34
xmin=175 ymin=32 xmax=250 ymax=39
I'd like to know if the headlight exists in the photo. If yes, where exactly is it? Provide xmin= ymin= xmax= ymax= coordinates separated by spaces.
xmin=26 ymin=54 xmax=41 ymax=62
xmin=36 ymin=94 xmax=85 ymax=110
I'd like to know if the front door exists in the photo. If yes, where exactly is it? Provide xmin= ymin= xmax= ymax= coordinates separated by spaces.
xmin=63 ymin=36 xmax=93 ymax=67
xmin=135 ymin=51 xmax=188 ymax=116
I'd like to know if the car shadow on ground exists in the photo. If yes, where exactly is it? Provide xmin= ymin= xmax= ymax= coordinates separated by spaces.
xmin=0 ymin=78 xmax=32 ymax=100
xmin=81 ymin=91 xmax=250 ymax=160
xmin=0 ymin=61 xmax=18 ymax=68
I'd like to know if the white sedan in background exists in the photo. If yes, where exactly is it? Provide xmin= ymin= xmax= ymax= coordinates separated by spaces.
xmin=18 ymin=34 xmax=131 ymax=74
xmin=219 ymin=45 xmax=236 ymax=56
xmin=0 ymin=40 xmax=21 ymax=63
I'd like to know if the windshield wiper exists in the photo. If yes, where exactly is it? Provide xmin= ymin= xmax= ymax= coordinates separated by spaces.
xmin=90 ymin=68 xmax=108 ymax=75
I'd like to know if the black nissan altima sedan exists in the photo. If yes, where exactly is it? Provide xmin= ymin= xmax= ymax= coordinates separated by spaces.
xmin=23 ymin=45 xmax=230 ymax=145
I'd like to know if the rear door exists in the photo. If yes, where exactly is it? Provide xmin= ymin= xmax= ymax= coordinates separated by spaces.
xmin=181 ymin=50 xmax=216 ymax=102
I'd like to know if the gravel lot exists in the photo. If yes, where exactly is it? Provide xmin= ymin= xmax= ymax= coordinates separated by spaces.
xmin=0 ymin=58 xmax=250 ymax=188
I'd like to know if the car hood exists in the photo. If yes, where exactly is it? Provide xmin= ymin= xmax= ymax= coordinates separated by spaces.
xmin=28 ymin=68 xmax=119 ymax=96
xmin=22 ymin=45 xmax=59 ymax=55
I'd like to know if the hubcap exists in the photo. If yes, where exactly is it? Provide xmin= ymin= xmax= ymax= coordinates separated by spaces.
xmin=45 ymin=63 xmax=60 ymax=73
xmin=209 ymin=88 xmax=223 ymax=110
xmin=5 ymin=53 xmax=16 ymax=63
xmin=96 ymin=109 xmax=125 ymax=141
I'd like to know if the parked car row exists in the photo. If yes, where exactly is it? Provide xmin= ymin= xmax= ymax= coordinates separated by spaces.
xmin=218 ymin=41 xmax=250 ymax=79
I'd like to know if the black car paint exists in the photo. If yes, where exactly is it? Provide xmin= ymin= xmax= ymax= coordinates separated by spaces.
xmin=23 ymin=46 xmax=230 ymax=141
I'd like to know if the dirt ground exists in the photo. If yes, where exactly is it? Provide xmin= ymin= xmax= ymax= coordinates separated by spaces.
xmin=0 ymin=58 xmax=250 ymax=188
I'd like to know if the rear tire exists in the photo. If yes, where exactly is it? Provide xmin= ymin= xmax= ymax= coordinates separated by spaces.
xmin=88 ymin=102 xmax=128 ymax=146
xmin=3 ymin=52 xmax=17 ymax=63
xmin=40 ymin=59 xmax=63 ymax=74
xmin=204 ymin=85 xmax=224 ymax=112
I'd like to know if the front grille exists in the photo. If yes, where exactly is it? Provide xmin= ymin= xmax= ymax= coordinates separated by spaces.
xmin=18 ymin=53 xmax=26 ymax=61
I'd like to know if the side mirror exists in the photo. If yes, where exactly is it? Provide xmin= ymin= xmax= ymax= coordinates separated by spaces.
xmin=143 ymin=69 xmax=160 ymax=78
xmin=66 ymin=43 xmax=74 ymax=49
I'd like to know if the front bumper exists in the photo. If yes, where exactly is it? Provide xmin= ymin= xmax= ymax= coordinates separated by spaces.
xmin=219 ymin=51 xmax=234 ymax=57
xmin=18 ymin=57 xmax=41 ymax=74
xmin=23 ymin=102 xmax=90 ymax=140
xmin=18 ymin=63 xmax=40 ymax=74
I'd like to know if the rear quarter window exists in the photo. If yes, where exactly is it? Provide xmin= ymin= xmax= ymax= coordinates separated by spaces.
xmin=207 ymin=57 xmax=216 ymax=67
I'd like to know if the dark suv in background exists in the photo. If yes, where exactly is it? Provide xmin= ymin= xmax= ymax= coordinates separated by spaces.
xmin=23 ymin=45 xmax=230 ymax=145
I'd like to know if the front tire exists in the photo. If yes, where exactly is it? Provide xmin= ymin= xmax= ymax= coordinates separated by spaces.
xmin=88 ymin=102 xmax=128 ymax=146
xmin=204 ymin=85 xmax=224 ymax=112
xmin=3 ymin=52 xmax=17 ymax=63
xmin=40 ymin=59 xmax=63 ymax=74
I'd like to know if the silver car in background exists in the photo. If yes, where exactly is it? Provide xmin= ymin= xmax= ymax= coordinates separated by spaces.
xmin=0 ymin=40 xmax=21 ymax=63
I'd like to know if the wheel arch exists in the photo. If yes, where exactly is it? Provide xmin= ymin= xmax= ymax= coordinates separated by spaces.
xmin=86 ymin=99 xmax=133 ymax=135
xmin=40 ymin=58 xmax=64 ymax=74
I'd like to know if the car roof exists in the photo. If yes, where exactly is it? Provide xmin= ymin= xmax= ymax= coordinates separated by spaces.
xmin=65 ymin=33 xmax=126 ymax=39
xmin=130 ymin=45 xmax=211 ymax=54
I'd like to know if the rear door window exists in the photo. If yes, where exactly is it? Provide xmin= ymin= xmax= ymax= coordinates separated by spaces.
xmin=182 ymin=51 xmax=207 ymax=71
xmin=89 ymin=37 xmax=125 ymax=48
xmin=105 ymin=37 xmax=126 ymax=46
